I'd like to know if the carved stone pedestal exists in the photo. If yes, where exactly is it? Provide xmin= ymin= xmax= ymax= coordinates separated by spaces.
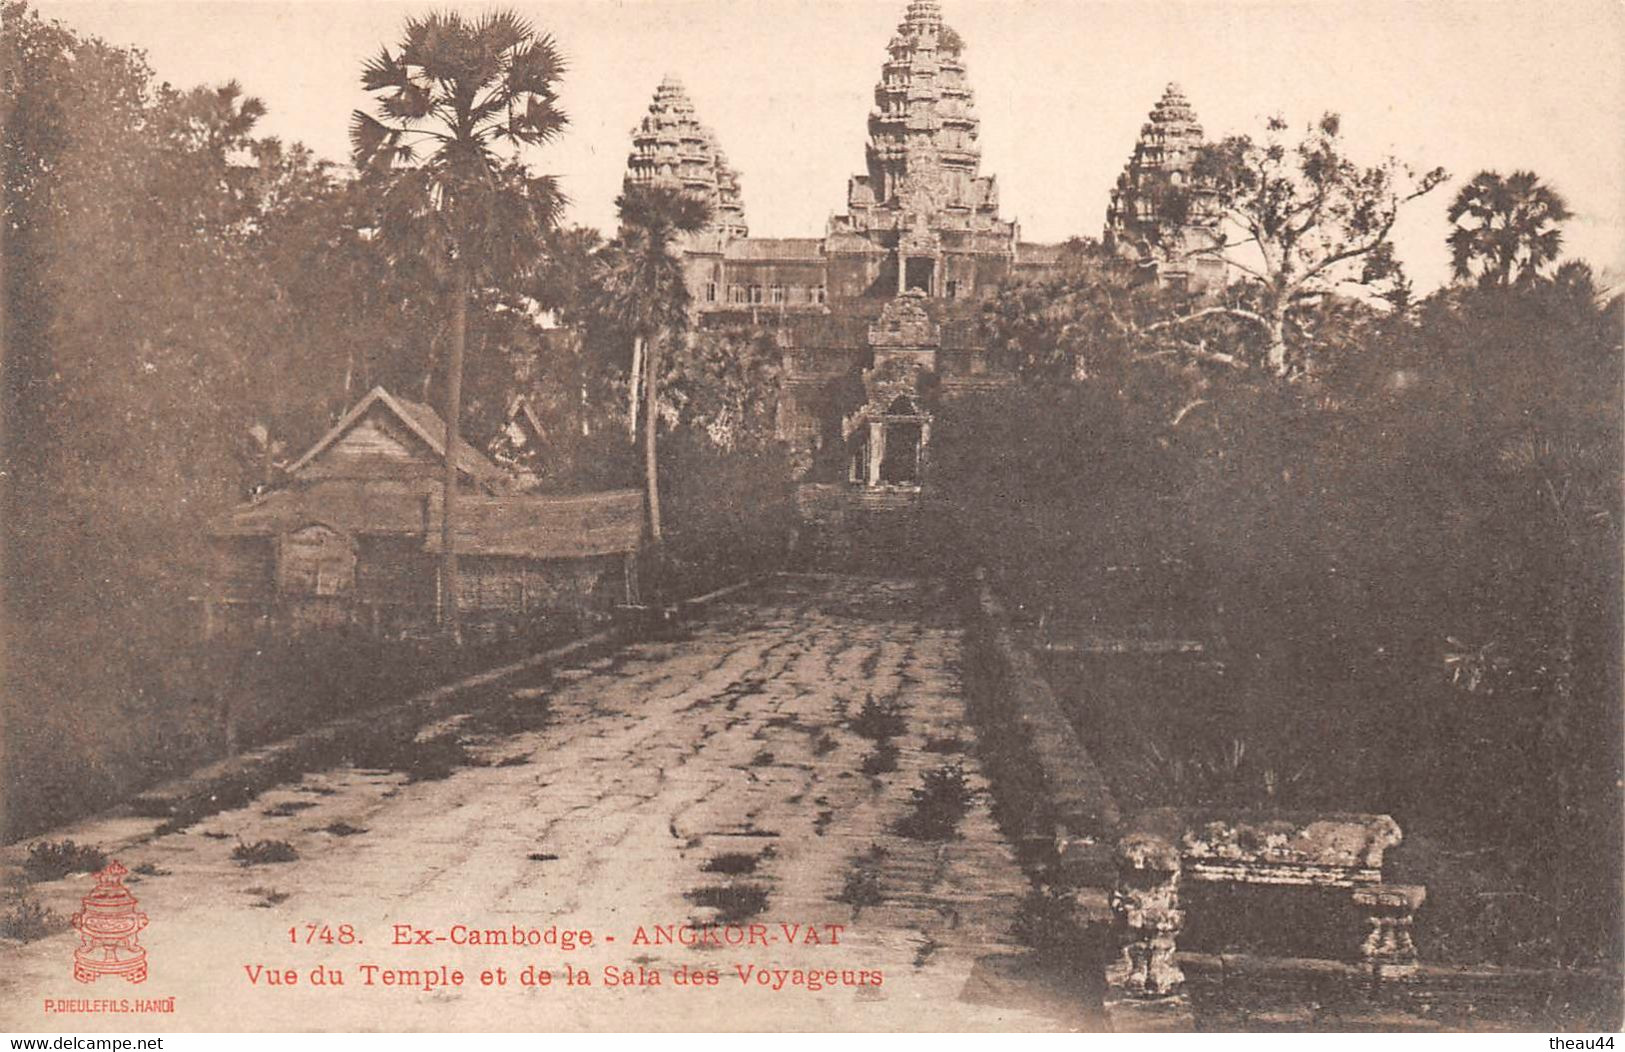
xmin=1354 ymin=884 xmax=1427 ymax=978
xmin=1107 ymin=830 xmax=1186 ymax=1000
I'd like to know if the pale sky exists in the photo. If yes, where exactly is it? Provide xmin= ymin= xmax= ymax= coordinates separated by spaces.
xmin=34 ymin=0 xmax=1625 ymax=291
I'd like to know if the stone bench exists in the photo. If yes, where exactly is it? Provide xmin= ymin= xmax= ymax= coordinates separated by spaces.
xmin=1108 ymin=807 xmax=1426 ymax=1001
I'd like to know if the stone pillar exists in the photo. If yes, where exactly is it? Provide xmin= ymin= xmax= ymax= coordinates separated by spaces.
xmin=867 ymin=421 xmax=886 ymax=487
xmin=1109 ymin=831 xmax=1185 ymax=999
xmin=1354 ymin=884 xmax=1426 ymax=978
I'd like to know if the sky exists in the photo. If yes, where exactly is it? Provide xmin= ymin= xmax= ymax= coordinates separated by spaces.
xmin=33 ymin=0 xmax=1625 ymax=292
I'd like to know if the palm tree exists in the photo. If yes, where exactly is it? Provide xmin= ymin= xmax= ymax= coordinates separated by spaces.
xmin=350 ymin=10 xmax=567 ymax=641
xmin=594 ymin=183 xmax=711 ymax=551
xmin=1447 ymin=170 xmax=1572 ymax=289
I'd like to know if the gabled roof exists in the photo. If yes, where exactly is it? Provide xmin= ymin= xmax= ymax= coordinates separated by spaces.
xmin=285 ymin=386 xmax=507 ymax=484
xmin=507 ymin=396 xmax=547 ymax=443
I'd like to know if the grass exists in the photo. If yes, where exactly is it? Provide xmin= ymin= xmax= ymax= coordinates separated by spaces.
xmin=345 ymin=733 xmax=483 ymax=783
xmin=837 ymin=868 xmax=884 ymax=909
xmin=318 ymin=822 xmax=366 ymax=837
xmin=232 ymin=839 xmax=299 ymax=865
xmin=896 ymin=762 xmax=976 ymax=840
xmin=850 ymin=694 xmax=906 ymax=741
xmin=685 ymin=884 xmax=770 ymax=924
xmin=245 ymin=886 xmax=291 ymax=907
xmin=702 ymin=852 xmax=761 ymax=876
xmin=23 ymin=840 xmax=107 ymax=882
xmin=1011 ymin=885 xmax=1091 ymax=967
xmin=462 ymin=697 xmax=553 ymax=737
xmin=0 ymin=893 xmax=64 ymax=941
xmin=834 ymin=844 xmax=888 ymax=911
xmin=262 ymin=800 xmax=317 ymax=817
xmin=861 ymin=741 xmax=900 ymax=775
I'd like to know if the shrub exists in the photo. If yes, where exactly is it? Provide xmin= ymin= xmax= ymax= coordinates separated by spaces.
xmin=850 ymin=694 xmax=906 ymax=741
xmin=232 ymin=839 xmax=298 ymax=865
xmin=685 ymin=884 xmax=770 ymax=924
xmin=837 ymin=868 xmax=884 ymax=909
xmin=1011 ymin=885 xmax=1090 ymax=967
xmin=702 ymin=852 xmax=761 ymax=876
xmin=23 ymin=840 xmax=108 ymax=882
xmin=861 ymin=742 xmax=900 ymax=775
xmin=0 ymin=894 xmax=63 ymax=941
xmin=896 ymin=762 xmax=975 ymax=840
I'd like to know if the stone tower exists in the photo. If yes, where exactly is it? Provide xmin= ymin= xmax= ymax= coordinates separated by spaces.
xmin=844 ymin=0 xmax=1002 ymax=229
xmin=625 ymin=75 xmax=748 ymax=241
xmin=1104 ymin=83 xmax=1224 ymax=290
xmin=828 ymin=1 xmax=1017 ymax=301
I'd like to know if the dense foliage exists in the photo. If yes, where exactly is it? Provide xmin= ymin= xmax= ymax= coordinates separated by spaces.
xmin=0 ymin=2 xmax=784 ymax=835
xmin=957 ymin=213 xmax=1622 ymax=964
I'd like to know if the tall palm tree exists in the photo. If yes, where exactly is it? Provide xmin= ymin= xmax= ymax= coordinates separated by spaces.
xmin=350 ymin=10 xmax=567 ymax=641
xmin=1447 ymin=170 xmax=1572 ymax=289
xmin=594 ymin=183 xmax=711 ymax=551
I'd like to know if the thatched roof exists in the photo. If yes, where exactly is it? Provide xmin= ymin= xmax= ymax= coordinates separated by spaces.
xmin=213 ymin=387 xmax=642 ymax=559
xmin=284 ymin=386 xmax=507 ymax=485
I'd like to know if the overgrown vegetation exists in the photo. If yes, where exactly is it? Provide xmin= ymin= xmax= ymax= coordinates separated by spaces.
xmin=947 ymin=161 xmax=1622 ymax=966
xmin=0 ymin=0 xmax=796 ymax=841
xmin=1011 ymin=884 xmax=1092 ymax=969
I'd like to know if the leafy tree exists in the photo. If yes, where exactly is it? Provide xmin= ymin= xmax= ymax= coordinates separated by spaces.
xmin=666 ymin=324 xmax=783 ymax=451
xmin=1447 ymin=169 xmax=1573 ymax=289
xmin=981 ymin=248 xmax=1249 ymax=390
xmin=350 ymin=9 xmax=567 ymax=641
xmin=1136 ymin=113 xmax=1446 ymax=376
xmin=593 ymin=183 xmax=711 ymax=547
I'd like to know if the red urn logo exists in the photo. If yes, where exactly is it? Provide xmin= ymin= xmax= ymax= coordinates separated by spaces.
xmin=70 ymin=860 xmax=149 ymax=984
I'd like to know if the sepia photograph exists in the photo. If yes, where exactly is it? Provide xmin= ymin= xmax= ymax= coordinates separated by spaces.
xmin=1 ymin=0 xmax=1621 ymax=1037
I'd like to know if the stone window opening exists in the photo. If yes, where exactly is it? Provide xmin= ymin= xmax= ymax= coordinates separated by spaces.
xmin=748 ymin=285 xmax=764 ymax=305
xmin=879 ymin=420 xmax=923 ymax=486
xmin=705 ymin=282 xmax=717 ymax=303
xmin=770 ymin=284 xmax=785 ymax=304
xmin=904 ymin=257 xmax=934 ymax=294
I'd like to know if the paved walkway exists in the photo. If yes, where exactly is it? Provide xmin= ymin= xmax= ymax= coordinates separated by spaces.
xmin=1 ymin=576 xmax=1097 ymax=1032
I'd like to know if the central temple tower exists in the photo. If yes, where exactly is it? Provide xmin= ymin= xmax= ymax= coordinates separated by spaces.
xmin=825 ymin=0 xmax=1019 ymax=302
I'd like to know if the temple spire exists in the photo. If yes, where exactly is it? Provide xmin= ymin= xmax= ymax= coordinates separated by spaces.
xmin=1105 ymin=83 xmax=1224 ymax=288
xmin=625 ymin=75 xmax=747 ymax=239
xmin=843 ymin=0 xmax=1000 ymax=227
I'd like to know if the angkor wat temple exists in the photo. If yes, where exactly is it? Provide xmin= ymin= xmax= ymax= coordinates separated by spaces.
xmin=622 ymin=0 xmax=1218 ymax=515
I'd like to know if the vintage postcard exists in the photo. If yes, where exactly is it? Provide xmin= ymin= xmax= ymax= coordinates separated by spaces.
xmin=1 ymin=0 xmax=1621 ymax=1037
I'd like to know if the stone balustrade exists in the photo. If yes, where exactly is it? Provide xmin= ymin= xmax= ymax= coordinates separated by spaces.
xmin=1108 ymin=807 xmax=1427 ymax=1004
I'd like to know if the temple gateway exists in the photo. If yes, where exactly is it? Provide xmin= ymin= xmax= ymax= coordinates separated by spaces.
xmin=621 ymin=0 xmax=1217 ymax=519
